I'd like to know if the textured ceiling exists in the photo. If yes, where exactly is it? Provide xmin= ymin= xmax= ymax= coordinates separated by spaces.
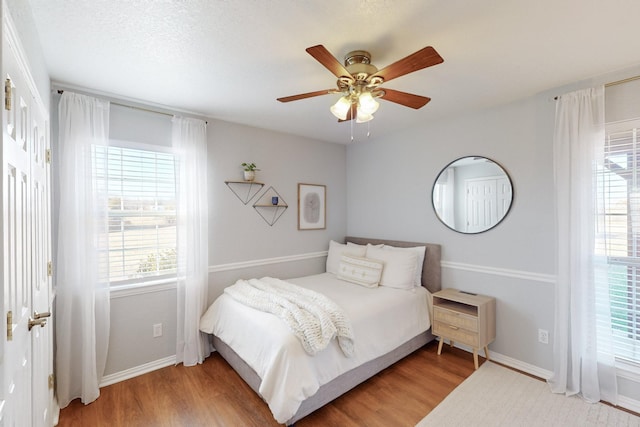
xmin=27 ymin=0 xmax=640 ymax=144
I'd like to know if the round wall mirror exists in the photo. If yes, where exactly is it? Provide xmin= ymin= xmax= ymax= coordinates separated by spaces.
xmin=432 ymin=156 xmax=513 ymax=234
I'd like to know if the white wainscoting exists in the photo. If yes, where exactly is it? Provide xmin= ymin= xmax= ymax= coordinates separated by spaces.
xmin=441 ymin=260 xmax=556 ymax=284
xmin=208 ymin=251 xmax=328 ymax=273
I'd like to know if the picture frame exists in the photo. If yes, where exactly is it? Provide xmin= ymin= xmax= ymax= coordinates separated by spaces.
xmin=298 ymin=183 xmax=326 ymax=230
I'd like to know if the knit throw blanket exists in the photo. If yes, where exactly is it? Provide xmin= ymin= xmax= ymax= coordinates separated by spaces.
xmin=224 ymin=277 xmax=354 ymax=357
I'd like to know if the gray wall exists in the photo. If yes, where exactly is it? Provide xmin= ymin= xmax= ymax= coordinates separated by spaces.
xmin=346 ymin=94 xmax=556 ymax=372
xmin=346 ymin=64 xmax=640 ymax=400
xmin=207 ymin=120 xmax=346 ymax=301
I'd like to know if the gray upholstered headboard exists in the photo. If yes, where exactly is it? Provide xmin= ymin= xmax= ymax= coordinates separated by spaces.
xmin=345 ymin=236 xmax=442 ymax=294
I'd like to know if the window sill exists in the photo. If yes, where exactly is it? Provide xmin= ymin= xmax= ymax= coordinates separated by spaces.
xmin=110 ymin=277 xmax=177 ymax=299
xmin=616 ymin=358 xmax=640 ymax=383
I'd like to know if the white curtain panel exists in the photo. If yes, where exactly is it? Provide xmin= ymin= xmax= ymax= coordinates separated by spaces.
xmin=56 ymin=92 xmax=111 ymax=407
xmin=172 ymin=116 xmax=210 ymax=366
xmin=549 ymin=86 xmax=618 ymax=404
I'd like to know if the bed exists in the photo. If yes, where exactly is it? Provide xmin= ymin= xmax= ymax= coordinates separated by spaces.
xmin=199 ymin=236 xmax=441 ymax=425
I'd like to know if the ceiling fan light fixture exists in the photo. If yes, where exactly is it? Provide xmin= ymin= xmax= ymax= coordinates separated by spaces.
xmin=356 ymin=111 xmax=374 ymax=123
xmin=358 ymin=91 xmax=379 ymax=115
xmin=330 ymin=96 xmax=351 ymax=120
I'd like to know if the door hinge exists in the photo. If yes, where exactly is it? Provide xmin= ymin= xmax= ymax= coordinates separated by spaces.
xmin=45 ymin=149 xmax=51 ymax=164
xmin=6 ymin=311 xmax=12 ymax=341
xmin=48 ymin=374 xmax=55 ymax=390
xmin=47 ymin=261 xmax=53 ymax=277
xmin=4 ymin=78 xmax=12 ymax=111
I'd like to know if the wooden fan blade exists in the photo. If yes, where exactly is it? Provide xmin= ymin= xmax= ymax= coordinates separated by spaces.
xmin=277 ymin=89 xmax=335 ymax=103
xmin=306 ymin=45 xmax=353 ymax=79
xmin=370 ymin=46 xmax=443 ymax=83
xmin=380 ymin=88 xmax=431 ymax=109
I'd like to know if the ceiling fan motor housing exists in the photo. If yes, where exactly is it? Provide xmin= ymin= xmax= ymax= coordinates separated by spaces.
xmin=344 ymin=50 xmax=378 ymax=81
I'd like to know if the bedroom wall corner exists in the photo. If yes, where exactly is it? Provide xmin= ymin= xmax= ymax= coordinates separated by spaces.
xmin=207 ymin=120 xmax=347 ymax=300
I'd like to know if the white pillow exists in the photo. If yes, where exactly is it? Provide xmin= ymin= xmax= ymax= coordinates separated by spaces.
xmin=326 ymin=240 xmax=367 ymax=274
xmin=364 ymin=243 xmax=384 ymax=255
xmin=337 ymin=255 xmax=383 ymax=288
xmin=382 ymin=245 xmax=426 ymax=287
xmin=347 ymin=241 xmax=367 ymax=250
xmin=365 ymin=245 xmax=418 ymax=290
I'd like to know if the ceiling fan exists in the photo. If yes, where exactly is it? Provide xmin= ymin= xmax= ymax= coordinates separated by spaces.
xmin=277 ymin=44 xmax=443 ymax=123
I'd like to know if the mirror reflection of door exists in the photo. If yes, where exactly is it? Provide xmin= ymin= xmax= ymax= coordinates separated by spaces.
xmin=465 ymin=176 xmax=512 ymax=232
xmin=433 ymin=156 xmax=513 ymax=234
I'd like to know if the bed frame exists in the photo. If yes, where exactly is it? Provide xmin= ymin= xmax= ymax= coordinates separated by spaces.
xmin=211 ymin=236 xmax=442 ymax=425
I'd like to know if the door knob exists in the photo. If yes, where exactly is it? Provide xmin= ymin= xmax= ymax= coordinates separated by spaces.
xmin=33 ymin=311 xmax=51 ymax=319
xmin=28 ymin=317 xmax=47 ymax=331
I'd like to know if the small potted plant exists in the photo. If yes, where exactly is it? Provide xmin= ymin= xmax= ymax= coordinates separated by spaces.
xmin=241 ymin=162 xmax=259 ymax=181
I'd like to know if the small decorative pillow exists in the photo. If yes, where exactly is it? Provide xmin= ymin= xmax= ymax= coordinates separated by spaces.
xmin=337 ymin=255 xmax=384 ymax=288
xmin=326 ymin=240 xmax=367 ymax=274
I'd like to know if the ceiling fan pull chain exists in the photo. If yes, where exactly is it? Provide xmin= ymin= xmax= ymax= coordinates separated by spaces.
xmin=350 ymin=104 xmax=355 ymax=142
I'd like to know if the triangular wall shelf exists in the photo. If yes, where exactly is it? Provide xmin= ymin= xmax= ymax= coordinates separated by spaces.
xmin=253 ymin=186 xmax=288 ymax=226
xmin=225 ymin=180 xmax=264 ymax=205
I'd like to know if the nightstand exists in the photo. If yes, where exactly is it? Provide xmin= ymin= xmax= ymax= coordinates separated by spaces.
xmin=432 ymin=288 xmax=496 ymax=369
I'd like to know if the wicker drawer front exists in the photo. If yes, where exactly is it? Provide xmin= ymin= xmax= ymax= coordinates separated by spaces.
xmin=433 ymin=307 xmax=478 ymax=332
xmin=433 ymin=321 xmax=479 ymax=347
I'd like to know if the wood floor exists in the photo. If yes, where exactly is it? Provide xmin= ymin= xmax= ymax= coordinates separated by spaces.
xmin=57 ymin=341 xmax=481 ymax=427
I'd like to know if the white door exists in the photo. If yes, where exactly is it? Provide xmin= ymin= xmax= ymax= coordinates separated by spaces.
xmin=496 ymin=177 xmax=512 ymax=219
xmin=465 ymin=178 xmax=497 ymax=233
xmin=30 ymin=88 xmax=53 ymax=427
xmin=1 ymin=15 xmax=53 ymax=427
xmin=2 ymin=33 xmax=33 ymax=427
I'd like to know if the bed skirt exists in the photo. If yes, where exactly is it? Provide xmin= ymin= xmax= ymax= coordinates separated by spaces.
xmin=211 ymin=330 xmax=435 ymax=425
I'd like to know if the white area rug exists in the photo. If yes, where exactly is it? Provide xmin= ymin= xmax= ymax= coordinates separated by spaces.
xmin=416 ymin=362 xmax=640 ymax=426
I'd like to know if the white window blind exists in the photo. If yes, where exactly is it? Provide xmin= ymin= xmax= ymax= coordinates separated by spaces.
xmin=93 ymin=144 xmax=177 ymax=284
xmin=597 ymin=119 xmax=640 ymax=363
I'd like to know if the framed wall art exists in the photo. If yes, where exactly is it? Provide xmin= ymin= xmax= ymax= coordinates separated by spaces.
xmin=298 ymin=183 xmax=326 ymax=230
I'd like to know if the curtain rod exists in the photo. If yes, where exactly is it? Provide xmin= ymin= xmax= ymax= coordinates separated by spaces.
xmin=554 ymin=75 xmax=640 ymax=100
xmin=605 ymin=75 xmax=640 ymax=88
xmin=56 ymin=89 xmax=207 ymax=124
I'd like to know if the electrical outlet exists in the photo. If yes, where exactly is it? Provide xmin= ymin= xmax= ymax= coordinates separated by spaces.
xmin=153 ymin=323 xmax=162 ymax=338
xmin=538 ymin=328 xmax=549 ymax=344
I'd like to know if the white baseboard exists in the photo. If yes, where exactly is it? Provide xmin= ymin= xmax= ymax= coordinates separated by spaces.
xmin=489 ymin=350 xmax=553 ymax=380
xmin=618 ymin=395 xmax=640 ymax=414
xmin=100 ymin=355 xmax=176 ymax=387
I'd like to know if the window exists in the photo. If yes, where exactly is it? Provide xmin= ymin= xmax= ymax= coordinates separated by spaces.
xmin=93 ymin=142 xmax=177 ymax=284
xmin=597 ymin=119 xmax=640 ymax=363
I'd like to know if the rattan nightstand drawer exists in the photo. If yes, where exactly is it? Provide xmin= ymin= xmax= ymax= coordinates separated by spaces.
xmin=432 ymin=321 xmax=479 ymax=347
xmin=433 ymin=306 xmax=478 ymax=332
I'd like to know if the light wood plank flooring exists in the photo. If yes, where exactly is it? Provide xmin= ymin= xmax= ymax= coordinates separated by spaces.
xmin=57 ymin=341 xmax=481 ymax=426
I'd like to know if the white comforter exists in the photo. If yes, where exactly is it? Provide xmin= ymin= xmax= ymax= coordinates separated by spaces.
xmin=224 ymin=277 xmax=354 ymax=356
xmin=199 ymin=273 xmax=431 ymax=424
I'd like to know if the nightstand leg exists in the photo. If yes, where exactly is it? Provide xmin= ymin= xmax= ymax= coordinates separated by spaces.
xmin=484 ymin=346 xmax=491 ymax=361
xmin=473 ymin=349 xmax=479 ymax=370
xmin=437 ymin=338 xmax=444 ymax=355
